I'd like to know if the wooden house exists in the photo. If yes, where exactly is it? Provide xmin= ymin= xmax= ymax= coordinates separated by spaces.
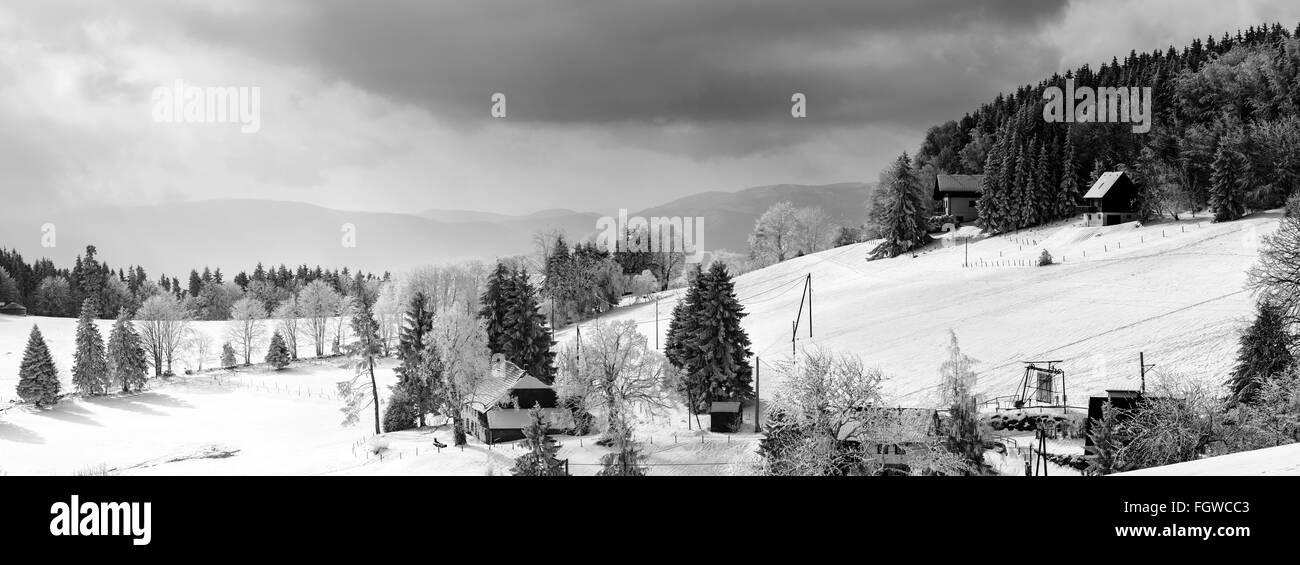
xmin=932 ymin=174 xmax=984 ymax=223
xmin=463 ymin=355 xmax=570 ymax=444
xmin=1083 ymin=171 xmax=1140 ymax=226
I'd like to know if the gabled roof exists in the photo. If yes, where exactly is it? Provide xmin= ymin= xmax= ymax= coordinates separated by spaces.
xmin=709 ymin=401 xmax=742 ymax=413
xmin=468 ymin=356 xmax=551 ymax=411
xmin=1083 ymin=171 xmax=1129 ymax=199
xmin=934 ymin=174 xmax=984 ymax=193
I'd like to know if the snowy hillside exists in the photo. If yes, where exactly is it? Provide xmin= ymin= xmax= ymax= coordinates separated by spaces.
xmin=556 ymin=211 xmax=1279 ymax=408
xmin=1116 ymin=442 xmax=1300 ymax=476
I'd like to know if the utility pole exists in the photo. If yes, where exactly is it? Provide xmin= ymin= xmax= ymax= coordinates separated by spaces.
xmin=754 ymin=357 xmax=761 ymax=434
xmin=576 ymin=324 xmax=581 ymax=366
xmin=654 ymin=297 xmax=659 ymax=350
xmin=964 ymin=237 xmax=969 ymax=267
xmin=807 ymin=274 xmax=813 ymax=338
xmin=1139 ymin=352 xmax=1155 ymax=395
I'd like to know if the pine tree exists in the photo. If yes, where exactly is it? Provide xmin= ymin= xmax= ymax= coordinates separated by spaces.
xmin=478 ymin=262 xmax=512 ymax=354
xmin=1057 ymin=131 xmax=1080 ymax=219
xmin=681 ymin=262 xmax=754 ymax=410
xmin=71 ymin=298 xmax=109 ymax=396
xmin=975 ymin=129 xmax=1009 ymax=232
xmin=1085 ymin=402 xmax=1127 ymax=476
xmin=106 ymin=310 xmax=148 ymax=393
xmin=1015 ymin=139 xmax=1037 ymax=228
xmin=1226 ymin=300 xmax=1294 ymax=404
xmin=1210 ymin=143 xmax=1245 ymax=222
xmin=511 ymin=404 xmax=565 ymax=476
xmin=265 ymin=330 xmax=291 ymax=370
xmin=1035 ymin=141 xmax=1053 ymax=222
xmin=220 ymin=342 xmax=238 ymax=369
xmin=17 ymin=325 xmax=60 ymax=407
xmin=504 ymin=268 xmax=557 ymax=382
xmin=869 ymin=153 xmax=931 ymax=259
xmin=394 ymin=292 xmax=436 ymax=426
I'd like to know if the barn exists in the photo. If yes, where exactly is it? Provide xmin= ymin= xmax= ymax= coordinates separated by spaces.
xmin=1083 ymin=171 xmax=1141 ymax=226
xmin=932 ymin=174 xmax=984 ymax=223
xmin=463 ymin=355 xmax=570 ymax=444
xmin=0 ymin=302 xmax=27 ymax=316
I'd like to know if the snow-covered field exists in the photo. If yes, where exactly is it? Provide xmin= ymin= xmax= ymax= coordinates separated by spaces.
xmin=1116 ymin=442 xmax=1300 ymax=476
xmin=0 ymin=211 xmax=1281 ymax=475
xmin=558 ymin=211 xmax=1278 ymax=409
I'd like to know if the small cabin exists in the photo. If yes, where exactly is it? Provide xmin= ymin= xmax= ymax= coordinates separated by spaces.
xmin=709 ymin=401 xmax=743 ymax=433
xmin=0 ymin=302 xmax=27 ymax=317
xmin=463 ymin=355 xmax=571 ymax=444
xmin=1083 ymin=390 xmax=1146 ymax=448
xmin=1083 ymin=171 xmax=1140 ymax=226
xmin=932 ymin=174 xmax=984 ymax=223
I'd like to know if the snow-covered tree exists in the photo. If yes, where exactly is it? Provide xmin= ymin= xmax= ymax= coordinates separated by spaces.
xmin=220 ymin=342 xmax=238 ymax=369
xmin=299 ymin=280 xmax=341 ymax=357
xmin=265 ymin=330 xmax=291 ymax=370
xmin=1210 ymin=142 xmax=1246 ymax=222
xmin=511 ymin=405 xmax=566 ymax=476
xmin=106 ymin=311 xmax=148 ymax=393
xmin=869 ymin=153 xmax=932 ymax=259
xmin=71 ymin=299 xmax=110 ymax=395
xmin=136 ymin=293 xmax=190 ymax=376
xmin=748 ymin=201 xmax=800 ymax=265
xmin=17 ymin=325 xmax=60 ymax=407
xmin=228 ymin=296 xmax=268 ymax=366
xmin=564 ymin=319 xmax=672 ymax=436
xmin=338 ymin=288 xmax=384 ymax=434
xmin=679 ymin=262 xmax=753 ymax=411
xmin=429 ymin=307 xmax=491 ymax=446
xmin=938 ymin=330 xmax=984 ymax=470
xmin=596 ymin=418 xmax=646 ymax=477
xmin=271 ymin=298 xmax=301 ymax=361
xmin=1226 ymin=300 xmax=1294 ymax=405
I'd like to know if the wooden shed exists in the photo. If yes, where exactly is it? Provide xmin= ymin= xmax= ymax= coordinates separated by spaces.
xmin=709 ymin=401 xmax=743 ymax=432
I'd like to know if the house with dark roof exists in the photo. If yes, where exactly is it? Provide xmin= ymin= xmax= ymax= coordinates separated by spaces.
xmin=932 ymin=174 xmax=984 ymax=223
xmin=1083 ymin=171 xmax=1140 ymax=226
xmin=0 ymin=302 xmax=26 ymax=316
xmin=463 ymin=355 xmax=570 ymax=444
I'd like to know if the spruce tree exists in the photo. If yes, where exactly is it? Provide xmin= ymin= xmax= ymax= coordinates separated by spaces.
xmin=382 ymin=386 xmax=419 ymax=433
xmin=106 ymin=310 xmax=148 ymax=393
xmin=1057 ymin=131 xmax=1080 ymax=219
xmin=265 ymin=330 xmax=291 ymax=370
xmin=1015 ymin=139 xmax=1037 ymax=228
xmin=478 ymin=262 xmax=512 ymax=354
xmin=394 ymin=292 xmax=436 ymax=426
xmin=17 ymin=325 xmax=60 ymax=407
xmin=682 ymin=262 xmax=754 ymax=410
xmin=1226 ymin=300 xmax=1294 ymax=404
xmin=1210 ymin=143 xmax=1245 ymax=222
xmin=869 ymin=153 xmax=931 ymax=259
xmin=220 ymin=342 xmax=238 ymax=369
xmin=504 ymin=268 xmax=556 ymax=382
xmin=1085 ymin=403 xmax=1127 ymax=475
xmin=71 ymin=298 xmax=109 ymax=396
xmin=975 ymin=129 xmax=1008 ymax=231
xmin=511 ymin=404 xmax=565 ymax=476
xmin=1035 ymin=141 xmax=1053 ymax=222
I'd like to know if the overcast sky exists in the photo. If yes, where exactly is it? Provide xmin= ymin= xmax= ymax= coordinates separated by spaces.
xmin=3 ymin=0 xmax=1300 ymax=215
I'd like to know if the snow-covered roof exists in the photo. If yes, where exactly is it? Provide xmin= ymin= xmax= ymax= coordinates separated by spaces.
xmin=468 ymin=356 xmax=550 ymax=411
xmin=934 ymin=174 xmax=984 ymax=194
xmin=1083 ymin=171 xmax=1127 ymax=199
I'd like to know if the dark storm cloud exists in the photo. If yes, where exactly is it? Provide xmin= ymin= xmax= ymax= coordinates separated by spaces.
xmin=174 ymin=0 xmax=1069 ymax=128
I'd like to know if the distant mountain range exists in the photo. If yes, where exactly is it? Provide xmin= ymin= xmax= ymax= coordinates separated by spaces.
xmin=0 ymin=182 xmax=873 ymax=277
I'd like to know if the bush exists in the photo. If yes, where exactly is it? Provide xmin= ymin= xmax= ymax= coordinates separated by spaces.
xmin=382 ymin=389 xmax=419 ymax=432
xmin=1037 ymin=249 xmax=1054 ymax=266
xmin=926 ymin=215 xmax=960 ymax=233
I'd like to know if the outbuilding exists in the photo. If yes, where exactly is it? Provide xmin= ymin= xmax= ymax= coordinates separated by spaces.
xmin=1083 ymin=171 xmax=1141 ymax=226
xmin=709 ymin=401 xmax=743 ymax=432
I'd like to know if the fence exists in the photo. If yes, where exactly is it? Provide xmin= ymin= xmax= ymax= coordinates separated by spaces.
xmin=959 ymin=220 xmax=1214 ymax=269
